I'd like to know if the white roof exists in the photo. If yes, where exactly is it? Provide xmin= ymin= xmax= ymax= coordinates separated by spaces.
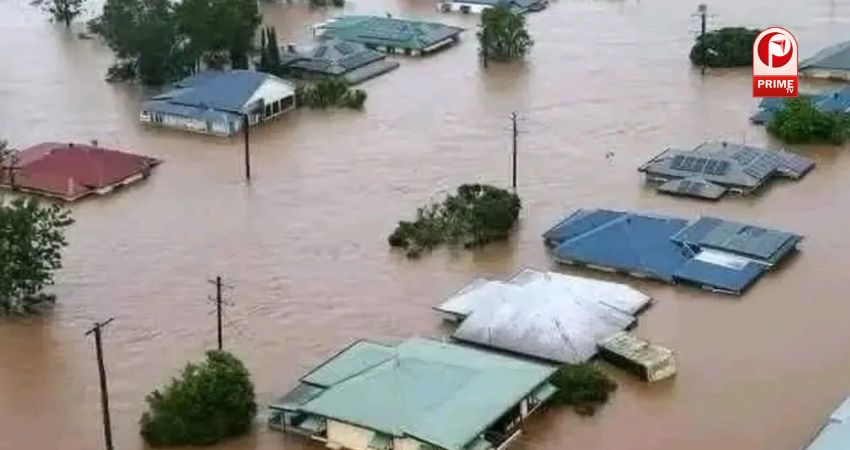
xmin=436 ymin=268 xmax=652 ymax=363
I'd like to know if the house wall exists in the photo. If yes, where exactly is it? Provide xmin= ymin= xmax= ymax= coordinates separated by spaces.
xmin=143 ymin=111 xmax=233 ymax=136
xmin=246 ymin=78 xmax=297 ymax=120
xmin=438 ymin=2 xmax=490 ymax=13
xmin=326 ymin=420 xmax=374 ymax=450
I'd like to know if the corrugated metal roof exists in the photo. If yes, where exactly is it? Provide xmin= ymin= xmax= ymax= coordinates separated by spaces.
xmin=801 ymin=40 xmax=850 ymax=71
xmin=544 ymin=209 xmax=801 ymax=295
xmin=639 ymin=141 xmax=814 ymax=197
xmin=280 ymin=338 xmax=555 ymax=450
xmin=752 ymin=87 xmax=850 ymax=122
xmin=280 ymin=39 xmax=397 ymax=78
xmin=316 ymin=16 xmax=464 ymax=51
xmin=435 ymin=268 xmax=651 ymax=364
xmin=806 ymin=396 xmax=850 ymax=450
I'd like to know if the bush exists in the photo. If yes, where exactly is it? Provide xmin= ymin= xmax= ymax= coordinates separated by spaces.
xmin=550 ymin=363 xmax=617 ymax=416
xmin=297 ymin=78 xmax=367 ymax=110
xmin=388 ymin=184 xmax=521 ymax=257
xmin=478 ymin=5 xmax=533 ymax=62
xmin=767 ymin=97 xmax=850 ymax=144
xmin=689 ymin=27 xmax=759 ymax=68
xmin=140 ymin=351 xmax=257 ymax=447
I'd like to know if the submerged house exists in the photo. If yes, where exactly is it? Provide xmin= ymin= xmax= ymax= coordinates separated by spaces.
xmin=543 ymin=209 xmax=802 ymax=295
xmin=598 ymin=332 xmax=676 ymax=382
xmin=638 ymin=141 xmax=814 ymax=200
xmin=312 ymin=16 xmax=464 ymax=56
xmin=804 ymin=396 xmax=850 ymax=450
xmin=437 ymin=0 xmax=547 ymax=14
xmin=140 ymin=70 xmax=296 ymax=136
xmin=269 ymin=338 xmax=557 ymax=450
xmin=800 ymin=40 xmax=850 ymax=81
xmin=0 ymin=142 xmax=160 ymax=202
xmin=435 ymin=268 xmax=652 ymax=364
xmin=751 ymin=86 xmax=850 ymax=124
xmin=279 ymin=39 xmax=400 ymax=84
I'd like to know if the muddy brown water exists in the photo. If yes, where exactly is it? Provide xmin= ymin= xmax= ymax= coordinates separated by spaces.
xmin=2 ymin=0 xmax=850 ymax=449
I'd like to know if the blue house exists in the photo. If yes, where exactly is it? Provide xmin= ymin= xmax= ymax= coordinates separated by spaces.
xmin=751 ymin=86 xmax=850 ymax=124
xmin=140 ymin=70 xmax=296 ymax=136
xmin=543 ymin=209 xmax=802 ymax=295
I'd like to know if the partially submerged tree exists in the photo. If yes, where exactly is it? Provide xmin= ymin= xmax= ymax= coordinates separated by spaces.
xmin=258 ymin=26 xmax=282 ymax=75
xmin=0 ymin=197 xmax=74 ymax=316
xmin=549 ymin=363 xmax=617 ymax=416
xmin=689 ymin=27 xmax=759 ymax=68
xmin=140 ymin=350 xmax=257 ymax=447
xmin=176 ymin=0 xmax=261 ymax=69
xmin=767 ymin=97 xmax=850 ymax=145
xmin=32 ymin=0 xmax=84 ymax=27
xmin=389 ymin=184 xmax=521 ymax=257
xmin=296 ymin=78 xmax=368 ymax=110
xmin=477 ymin=5 xmax=533 ymax=64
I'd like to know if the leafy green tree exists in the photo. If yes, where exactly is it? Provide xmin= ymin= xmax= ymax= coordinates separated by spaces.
xmin=140 ymin=350 xmax=257 ymax=447
xmin=296 ymin=78 xmax=368 ymax=110
xmin=550 ymin=363 xmax=617 ymax=416
xmin=388 ymin=184 xmax=521 ymax=257
xmin=477 ymin=5 xmax=533 ymax=64
xmin=767 ymin=98 xmax=850 ymax=144
xmin=258 ymin=26 xmax=282 ymax=74
xmin=0 ymin=196 xmax=74 ymax=316
xmin=32 ymin=0 xmax=84 ymax=27
xmin=175 ymin=0 xmax=260 ymax=69
xmin=689 ymin=27 xmax=759 ymax=68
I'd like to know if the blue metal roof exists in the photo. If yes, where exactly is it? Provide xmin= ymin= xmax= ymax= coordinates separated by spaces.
xmin=752 ymin=87 xmax=850 ymax=123
xmin=543 ymin=209 xmax=801 ymax=295
xmin=143 ymin=70 xmax=278 ymax=117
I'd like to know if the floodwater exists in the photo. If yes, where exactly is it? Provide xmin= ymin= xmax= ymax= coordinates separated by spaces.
xmin=1 ymin=0 xmax=850 ymax=449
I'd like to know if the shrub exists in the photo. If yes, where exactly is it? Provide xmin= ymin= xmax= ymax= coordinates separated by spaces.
xmin=297 ymin=78 xmax=367 ymax=110
xmin=344 ymin=89 xmax=367 ymax=109
xmin=388 ymin=184 xmax=521 ymax=257
xmin=767 ymin=97 xmax=850 ymax=144
xmin=140 ymin=350 xmax=257 ymax=447
xmin=550 ymin=363 xmax=617 ymax=416
xmin=689 ymin=27 xmax=759 ymax=68
xmin=477 ymin=5 xmax=533 ymax=62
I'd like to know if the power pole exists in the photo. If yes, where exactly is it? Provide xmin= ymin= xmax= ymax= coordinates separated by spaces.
xmin=208 ymin=276 xmax=233 ymax=351
xmin=85 ymin=318 xmax=115 ymax=450
xmin=511 ymin=111 xmax=518 ymax=190
xmin=243 ymin=115 xmax=251 ymax=182
xmin=698 ymin=4 xmax=707 ymax=75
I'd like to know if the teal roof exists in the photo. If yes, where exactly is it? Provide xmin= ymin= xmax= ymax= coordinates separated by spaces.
xmin=806 ymin=423 xmax=850 ymax=450
xmin=280 ymin=338 xmax=555 ymax=450
xmin=317 ymin=16 xmax=464 ymax=51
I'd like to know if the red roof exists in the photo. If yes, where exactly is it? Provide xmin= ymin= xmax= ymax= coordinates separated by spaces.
xmin=0 ymin=143 xmax=161 ymax=201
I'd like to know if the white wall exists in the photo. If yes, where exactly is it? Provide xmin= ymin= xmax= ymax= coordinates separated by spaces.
xmin=246 ymin=77 xmax=296 ymax=111
xmin=326 ymin=420 xmax=374 ymax=450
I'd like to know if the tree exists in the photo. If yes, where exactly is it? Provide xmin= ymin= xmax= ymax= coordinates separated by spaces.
xmin=258 ymin=26 xmax=281 ymax=74
xmin=295 ymin=78 xmax=368 ymax=110
xmin=549 ymin=363 xmax=617 ymax=416
xmin=689 ymin=27 xmax=759 ymax=68
xmin=767 ymin=97 xmax=850 ymax=144
xmin=477 ymin=5 xmax=533 ymax=64
xmin=0 ymin=197 xmax=74 ymax=316
xmin=32 ymin=0 xmax=84 ymax=27
xmin=388 ymin=184 xmax=521 ymax=257
xmin=175 ymin=0 xmax=261 ymax=69
xmin=140 ymin=350 xmax=257 ymax=447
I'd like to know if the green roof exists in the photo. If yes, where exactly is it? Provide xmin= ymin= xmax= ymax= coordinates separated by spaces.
xmin=280 ymin=338 xmax=556 ymax=450
xmin=317 ymin=16 xmax=464 ymax=51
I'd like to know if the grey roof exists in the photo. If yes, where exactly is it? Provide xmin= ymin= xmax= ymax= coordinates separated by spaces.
xmin=543 ymin=209 xmax=802 ymax=295
xmin=141 ymin=70 xmax=292 ymax=121
xmin=280 ymin=39 xmax=399 ymax=79
xmin=801 ymin=40 xmax=850 ymax=71
xmin=656 ymin=177 xmax=727 ymax=200
xmin=639 ymin=141 xmax=815 ymax=196
xmin=314 ymin=16 xmax=464 ymax=52
xmin=439 ymin=0 xmax=545 ymax=13
xmin=805 ymin=396 xmax=850 ymax=450
xmin=435 ymin=268 xmax=652 ymax=364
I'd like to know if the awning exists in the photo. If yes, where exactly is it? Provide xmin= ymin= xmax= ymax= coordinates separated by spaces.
xmin=368 ymin=433 xmax=393 ymax=450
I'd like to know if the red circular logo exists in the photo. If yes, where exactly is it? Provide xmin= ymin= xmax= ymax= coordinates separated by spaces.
xmin=757 ymin=31 xmax=794 ymax=68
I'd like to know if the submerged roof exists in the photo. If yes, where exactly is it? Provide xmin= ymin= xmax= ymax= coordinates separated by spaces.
xmin=314 ymin=16 xmax=464 ymax=51
xmin=435 ymin=268 xmax=651 ymax=364
xmin=273 ymin=338 xmax=555 ymax=450
xmin=752 ymin=86 xmax=850 ymax=123
xmin=280 ymin=39 xmax=399 ymax=79
xmin=543 ymin=209 xmax=802 ymax=294
xmin=639 ymin=141 xmax=815 ymax=197
xmin=0 ymin=142 xmax=160 ymax=201
xmin=806 ymin=396 xmax=850 ymax=450
xmin=141 ymin=70 xmax=294 ymax=119
xmin=801 ymin=41 xmax=850 ymax=71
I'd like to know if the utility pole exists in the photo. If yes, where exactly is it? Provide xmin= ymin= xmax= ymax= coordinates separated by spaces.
xmin=85 ymin=318 xmax=115 ymax=450
xmin=698 ymin=3 xmax=708 ymax=75
xmin=208 ymin=276 xmax=232 ymax=351
xmin=511 ymin=111 xmax=518 ymax=190
xmin=243 ymin=114 xmax=251 ymax=182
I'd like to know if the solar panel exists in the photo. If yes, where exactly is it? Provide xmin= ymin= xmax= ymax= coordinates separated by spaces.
xmin=716 ymin=160 xmax=730 ymax=175
xmin=704 ymin=160 xmax=717 ymax=175
xmin=336 ymin=42 xmax=354 ymax=55
xmin=692 ymin=157 xmax=708 ymax=172
xmin=314 ymin=46 xmax=328 ymax=58
xmin=671 ymin=155 xmax=686 ymax=170
xmin=704 ymin=159 xmax=730 ymax=176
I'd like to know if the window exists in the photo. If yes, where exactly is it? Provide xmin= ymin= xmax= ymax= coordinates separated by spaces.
xmin=265 ymin=104 xmax=273 ymax=117
xmin=273 ymin=100 xmax=281 ymax=114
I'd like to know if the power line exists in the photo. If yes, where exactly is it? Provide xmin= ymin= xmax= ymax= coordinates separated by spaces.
xmin=85 ymin=318 xmax=115 ymax=450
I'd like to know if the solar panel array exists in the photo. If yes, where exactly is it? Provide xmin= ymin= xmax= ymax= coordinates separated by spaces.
xmin=781 ymin=154 xmax=815 ymax=174
xmin=677 ymin=180 xmax=706 ymax=196
xmin=671 ymin=155 xmax=731 ymax=176
xmin=335 ymin=42 xmax=354 ymax=55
